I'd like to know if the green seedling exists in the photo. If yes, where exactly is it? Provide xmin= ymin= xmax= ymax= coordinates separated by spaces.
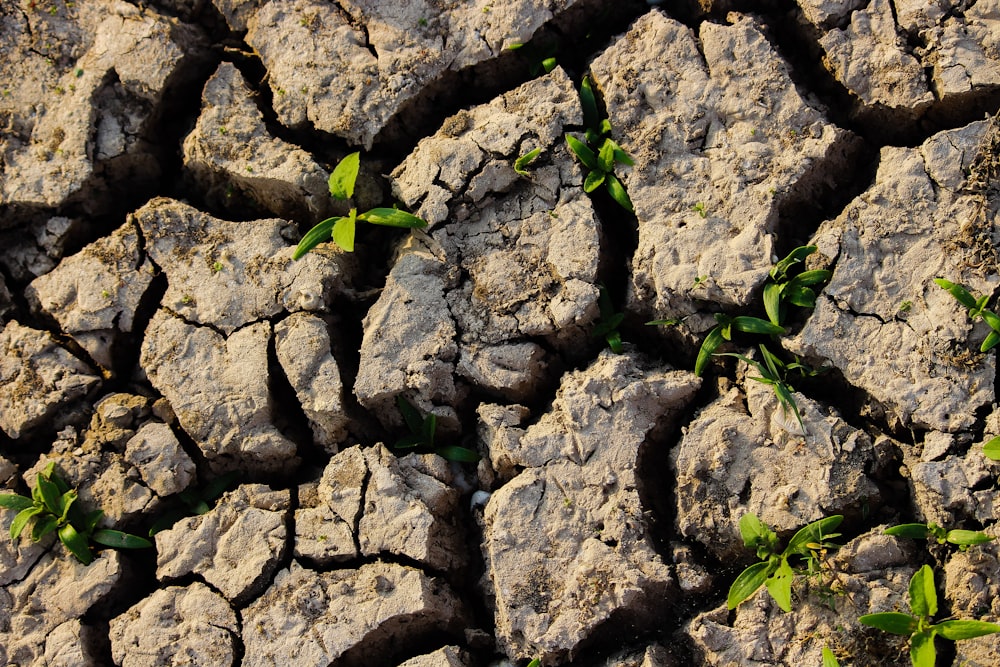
xmin=717 ymin=344 xmax=808 ymax=435
xmin=393 ymin=396 xmax=479 ymax=464
xmin=147 ymin=471 xmax=241 ymax=536
xmin=859 ymin=564 xmax=1000 ymax=667
xmin=885 ymin=522 xmax=994 ymax=551
xmin=591 ymin=284 xmax=624 ymax=354
xmin=565 ymin=76 xmax=634 ymax=212
xmin=695 ymin=314 xmax=785 ymax=377
xmin=507 ymin=41 xmax=558 ymax=76
xmin=728 ymin=513 xmax=843 ymax=612
xmin=934 ymin=278 xmax=1000 ymax=352
xmin=691 ymin=201 xmax=708 ymax=218
xmin=514 ymin=147 xmax=543 ymax=175
xmin=0 ymin=462 xmax=151 ymax=565
xmin=763 ymin=245 xmax=832 ymax=327
xmin=293 ymin=152 xmax=427 ymax=257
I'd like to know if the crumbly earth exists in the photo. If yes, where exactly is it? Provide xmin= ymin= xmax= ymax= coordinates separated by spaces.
xmin=1 ymin=1 xmax=999 ymax=665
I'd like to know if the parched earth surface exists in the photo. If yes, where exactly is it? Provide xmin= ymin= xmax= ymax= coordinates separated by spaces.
xmin=1 ymin=0 xmax=1000 ymax=665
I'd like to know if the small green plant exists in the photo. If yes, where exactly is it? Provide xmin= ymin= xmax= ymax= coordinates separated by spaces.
xmin=393 ymin=396 xmax=479 ymax=463
xmin=514 ymin=147 xmax=543 ymax=175
xmin=859 ymin=564 xmax=1000 ymax=667
xmin=211 ymin=261 xmax=224 ymax=273
xmin=692 ymin=275 xmax=709 ymax=289
xmin=885 ymin=522 xmax=994 ymax=551
xmin=565 ymin=76 xmax=634 ymax=212
xmin=0 ymin=462 xmax=151 ymax=565
xmin=934 ymin=278 xmax=1000 ymax=352
xmin=717 ymin=343 xmax=809 ymax=435
xmin=899 ymin=300 xmax=913 ymax=313
xmin=763 ymin=245 xmax=832 ymax=327
xmin=147 ymin=471 xmax=240 ymax=536
xmin=294 ymin=152 xmax=427 ymax=257
xmin=691 ymin=201 xmax=708 ymax=218
xmin=507 ymin=41 xmax=558 ymax=76
xmin=591 ymin=284 xmax=624 ymax=354
xmin=728 ymin=513 xmax=843 ymax=612
xmin=694 ymin=314 xmax=785 ymax=377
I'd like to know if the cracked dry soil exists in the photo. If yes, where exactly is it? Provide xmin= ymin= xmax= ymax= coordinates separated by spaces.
xmin=1 ymin=0 xmax=1000 ymax=665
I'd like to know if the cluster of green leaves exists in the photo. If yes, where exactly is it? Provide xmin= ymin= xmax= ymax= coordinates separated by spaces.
xmin=0 ymin=462 xmax=151 ymax=565
xmin=293 ymin=152 xmax=427 ymax=257
xmin=885 ymin=522 xmax=994 ymax=551
xmin=591 ymin=284 xmax=624 ymax=353
xmin=695 ymin=314 xmax=784 ymax=377
xmin=859 ymin=564 xmax=1000 ymax=667
xmin=934 ymin=278 xmax=1000 ymax=352
xmin=763 ymin=245 xmax=832 ymax=327
xmin=565 ymin=76 xmax=634 ymax=212
xmin=728 ymin=513 xmax=843 ymax=612
xmin=147 ymin=471 xmax=240 ymax=536
xmin=718 ymin=344 xmax=815 ymax=436
xmin=393 ymin=396 xmax=479 ymax=463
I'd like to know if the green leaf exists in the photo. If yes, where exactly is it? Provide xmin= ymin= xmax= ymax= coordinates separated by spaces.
xmin=909 ymin=631 xmax=936 ymax=667
xmin=357 ymin=208 xmax=428 ymax=228
xmin=909 ymin=564 xmax=937 ymax=618
xmin=36 ymin=474 xmax=61 ymax=515
xmin=727 ymin=560 xmax=772 ymax=610
xmin=10 ymin=505 xmax=43 ymax=540
xmin=934 ymin=278 xmax=978 ymax=310
xmin=732 ymin=316 xmax=786 ymax=336
xmin=822 ymin=645 xmax=840 ymax=667
xmin=646 ymin=318 xmax=681 ymax=327
xmin=695 ymin=326 xmax=726 ymax=377
xmin=606 ymin=330 xmax=623 ymax=354
xmin=514 ymin=147 xmax=542 ymax=175
xmin=981 ymin=309 xmax=1000 ymax=331
xmin=785 ymin=515 xmax=844 ymax=556
xmin=435 ymin=445 xmax=480 ymax=463
xmin=583 ymin=169 xmax=606 ymax=193
xmin=566 ymin=134 xmax=598 ymax=170
xmin=393 ymin=435 xmax=423 ymax=450
xmin=541 ymin=56 xmax=557 ymax=73
xmin=331 ymin=215 xmax=356 ymax=253
xmin=935 ymin=619 xmax=1000 ymax=640
xmin=739 ymin=513 xmax=771 ymax=548
xmin=293 ymin=217 xmax=338 ymax=260
xmin=527 ymin=659 xmax=541 ymax=667
xmin=421 ymin=414 xmax=437 ymax=448
xmin=591 ymin=313 xmax=624 ymax=338
xmin=982 ymin=330 xmax=1000 ymax=352
xmin=598 ymin=139 xmax=615 ymax=173
xmin=782 ymin=284 xmax=817 ymax=308
xmin=789 ymin=269 xmax=832 ymax=287
xmin=983 ymin=435 xmax=1000 ymax=460
xmin=764 ymin=557 xmax=794 ymax=612
xmin=771 ymin=245 xmax=817 ymax=280
xmin=884 ymin=523 xmax=931 ymax=540
xmin=579 ymin=76 xmax=600 ymax=132
xmin=763 ymin=282 xmax=782 ymax=326
xmin=57 ymin=490 xmax=77 ymax=523
xmin=858 ymin=612 xmax=919 ymax=635
xmin=599 ymin=119 xmax=612 ymax=134
xmin=83 ymin=509 xmax=104 ymax=534
xmin=946 ymin=529 xmax=994 ymax=546
xmin=396 ymin=396 xmax=425 ymax=434
xmin=92 ymin=529 xmax=153 ymax=549
xmin=31 ymin=515 xmax=58 ymax=542
xmin=607 ymin=139 xmax=635 ymax=166
xmin=605 ymin=174 xmax=633 ymax=212
xmin=328 ymin=151 xmax=360 ymax=200
xmin=0 ymin=493 xmax=34 ymax=511
xmin=58 ymin=523 xmax=93 ymax=564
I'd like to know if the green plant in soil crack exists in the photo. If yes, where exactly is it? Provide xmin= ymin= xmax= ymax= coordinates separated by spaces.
xmin=293 ymin=152 xmax=427 ymax=257
xmin=147 ymin=470 xmax=241 ymax=536
xmin=935 ymin=277 xmax=1000 ymax=352
xmin=565 ymin=76 xmax=634 ymax=212
xmin=763 ymin=245 xmax=832 ymax=327
xmin=591 ymin=284 xmax=624 ymax=353
xmin=718 ymin=343 xmax=814 ymax=436
xmin=0 ymin=462 xmax=151 ymax=565
xmin=728 ymin=513 xmax=843 ymax=612
xmin=860 ymin=564 xmax=1000 ymax=667
xmin=393 ymin=396 xmax=479 ymax=463
xmin=884 ymin=522 xmax=994 ymax=551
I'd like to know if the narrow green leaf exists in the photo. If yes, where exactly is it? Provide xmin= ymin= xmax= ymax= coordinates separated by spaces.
xmin=786 ymin=515 xmax=844 ymax=555
xmin=782 ymin=284 xmax=817 ymax=308
xmin=31 ymin=515 xmax=58 ymax=542
xmin=934 ymin=278 xmax=978 ymax=309
xmin=10 ymin=506 xmax=43 ymax=540
xmin=435 ymin=446 xmax=480 ymax=463
xmin=393 ymin=435 xmax=423 ymax=450
xmin=909 ymin=631 xmax=936 ymax=667
xmin=292 ymin=217 xmax=339 ymax=260
xmin=763 ymin=282 xmax=782 ymax=326
xmin=0 ymin=493 xmax=34 ymax=511
xmin=822 ymin=645 xmax=840 ymax=667
xmin=983 ymin=435 xmax=1000 ymax=460
xmin=909 ymin=564 xmax=937 ymax=618
xmin=982 ymin=330 xmax=1000 ymax=352
xmin=579 ymin=76 xmax=600 ymax=132
xmin=514 ymin=147 xmax=542 ymax=175
xmin=92 ymin=529 xmax=153 ymax=549
xmin=566 ymin=134 xmax=598 ymax=170
xmin=946 ymin=529 xmax=994 ymax=546
xmin=695 ymin=326 xmax=726 ymax=377
xmin=605 ymin=174 xmax=633 ymax=212
xmin=58 ymin=523 xmax=93 ymax=564
xmin=733 ymin=316 xmax=786 ymax=336
xmin=599 ymin=119 xmax=612 ymax=134
xmin=527 ymin=659 xmax=541 ymax=667
xmin=331 ymin=215 xmax=356 ymax=253
xmin=771 ymin=245 xmax=816 ymax=280
xmin=541 ymin=56 xmax=557 ymax=73
xmin=789 ymin=269 xmax=832 ymax=287
xmin=981 ymin=309 xmax=1000 ymax=331
xmin=858 ymin=612 xmax=919 ymax=635
xmin=58 ymin=489 xmax=77 ymax=523
xmin=607 ymin=139 xmax=635 ymax=166
xmin=764 ymin=557 xmax=794 ymax=612
xmin=422 ymin=414 xmax=437 ymax=447
xmin=884 ymin=523 xmax=931 ymax=540
xmin=328 ymin=152 xmax=360 ymax=200
xmin=598 ymin=139 xmax=615 ymax=173
xmin=83 ymin=509 xmax=104 ymax=534
xmin=396 ymin=396 xmax=425 ymax=434
xmin=646 ymin=318 xmax=681 ymax=327
xmin=727 ymin=561 xmax=772 ymax=609
xmin=934 ymin=619 xmax=1000 ymax=640
xmin=357 ymin=208 xmax=428 ymax=228
xmin=606 ymin=330 xmax=623 ymax=354
xmin=583 ymin=170 xmax=606 ymax=193
xmin=591 ymin=313 xmax=625 ymax=338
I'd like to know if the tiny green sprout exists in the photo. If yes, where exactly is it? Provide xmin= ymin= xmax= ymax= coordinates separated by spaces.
xmin=899 ymin=300 xmax=913 ymax=313
xmin=885 ymin=522 xmax=994 ymax=551
xmin=294 ymin=152 xmax=427 ymax=257
xmin=507 ymin=41 xmax=558 ymax=76
xmin=694 ymin=314 xmax=785 ymax=377
xmin=418 ymin=17 xmax=428 ymax=26
xmin=514 ymin=147 xmax=542 ymax=175
xmin=718 ymin=344 xmax=809 ymax=436
xmin=53 ymin=85 xmax=65 ymax=95
xmin=393 ymin=396 xmax=479 ymax=463
xmin=763 ymin=245 xmax=832 ymax=327
xmin=591 ymin=284 xmax=624 ymax=354
xmin=691 ymin=201 xmax=708 ymax=218
xmin=728 ymin=513 xmax=843 ymax=612
xmin=934 ymin=278 xmax=1000 ymax=352
xmin=218 ymin=127 xmax=228 ymax=135
xmin=75 ymin=68 xmax=83 ymax=77
xmin=101 ymin=289 xmax=111 ymax=299
xmin=211 ymin=261 xmax=224 ymax=273
xmin=48 ymin=5 xmax=57 ymax=15
xmin=692 ymin=275 xmax=708 ymax=289
xmin=859 ymin=564 xmax=1000 ymax=667
xmin=822 ymin=645 xmax=840 ymax=667
xmin=0 ymin=462 xmax=151 ymax=565
xmin=148 ymin=471 xmax=240 ymax=536
xmin=180 ymin=294 xmax=193 ymax=305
